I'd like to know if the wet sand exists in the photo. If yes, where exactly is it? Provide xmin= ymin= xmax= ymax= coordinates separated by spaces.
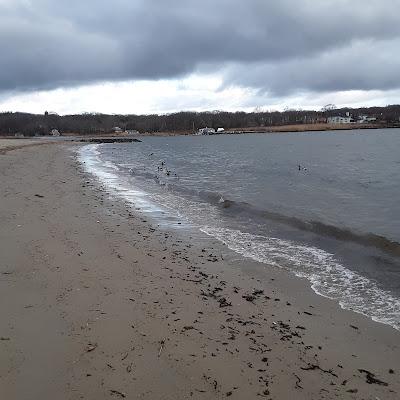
xmin=0 ymin=143 xmax=399 ymax=399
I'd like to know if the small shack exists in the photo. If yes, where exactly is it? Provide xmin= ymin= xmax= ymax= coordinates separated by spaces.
xmin=196 ymin=127 xmax=216 ymax=135
xmin=125 ymin=130 xmax=139 ymax=135
xmin=112 ymin=127 xmax=123 ymax=134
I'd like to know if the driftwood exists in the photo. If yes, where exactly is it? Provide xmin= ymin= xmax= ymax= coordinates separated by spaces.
xmin=358 ymin=369 xmax=388 ymax=386
xmin=158 ymin=339 xmax=165 ymax=357
xmin=110 ymin=389 xmax=126 ymax=398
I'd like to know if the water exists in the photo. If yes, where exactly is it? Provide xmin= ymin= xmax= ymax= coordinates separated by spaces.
xmin=78 ymin=129 xmax=400 ymax=330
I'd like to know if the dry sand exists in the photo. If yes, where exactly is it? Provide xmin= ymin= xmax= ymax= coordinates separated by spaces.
xmin=0 ymin=143 xmax=399 ymax=400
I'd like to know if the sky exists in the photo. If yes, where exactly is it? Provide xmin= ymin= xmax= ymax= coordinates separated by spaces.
xmin=0 ymin=0 xmax=399 ymax=115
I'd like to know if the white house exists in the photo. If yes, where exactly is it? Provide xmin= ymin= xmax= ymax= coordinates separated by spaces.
xmin=358 ymin=115 xmax=377 ymax=123
xmin=217 ymin=127 xmax=225 ymax=133
xmin=125 ymin=130 xmax=139 ymax=135
xmin=196 ymin=127 xmax=216 ymax=135
xmin=327 ymin=116 xmax=353 ymax=124
xmin=51 ymin=129 xmax=61 ymax=136
xmin=112 ymin=127 xmax=123 ymax=133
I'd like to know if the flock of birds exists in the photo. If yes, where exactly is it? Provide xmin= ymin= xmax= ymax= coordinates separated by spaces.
xmin=128 ymin=152 xmax=307 ymax=187
xmin=128 ymin=153 xmax=179 ymax=183
xmin=149 ymin=153 xmax=179 ymax=185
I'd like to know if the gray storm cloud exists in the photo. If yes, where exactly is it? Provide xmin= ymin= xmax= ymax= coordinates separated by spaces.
xmin=1 ymin=0 xmax=399 ymax=94
xmin=223 ymin=38 xmax=400 ymax=95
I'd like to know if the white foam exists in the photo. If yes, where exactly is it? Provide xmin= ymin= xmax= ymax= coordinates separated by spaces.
xmin=78 ymin=145 xmax=164 ymax=214
xmin=200 ymin=226 xmax=400 ymax=331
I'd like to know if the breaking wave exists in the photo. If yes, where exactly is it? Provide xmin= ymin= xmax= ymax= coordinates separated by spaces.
xmin=214 ymin=197 xmax=400 ymax=257
xmin=115 ymin=162 xmax=400 ymax=257
xmin=201 ymin=226 xmax=400 ymax=330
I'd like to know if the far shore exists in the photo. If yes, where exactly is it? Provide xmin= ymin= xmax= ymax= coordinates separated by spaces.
xmin=227 ymin=122 xmax=399 ymax=133
xmin=1 ymin=121 xmax=399 ymax=140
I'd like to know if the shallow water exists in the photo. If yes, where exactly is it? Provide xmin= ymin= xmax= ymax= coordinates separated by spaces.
xmin=79 ymin=129 xmax=400 ymax=330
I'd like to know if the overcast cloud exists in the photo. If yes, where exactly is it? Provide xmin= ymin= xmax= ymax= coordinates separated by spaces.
xmin=0 ymin=0 xmax=399 ymax=113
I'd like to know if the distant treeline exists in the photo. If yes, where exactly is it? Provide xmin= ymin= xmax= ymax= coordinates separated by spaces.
xmin=1 ymin=105 xmax=400 ymax=136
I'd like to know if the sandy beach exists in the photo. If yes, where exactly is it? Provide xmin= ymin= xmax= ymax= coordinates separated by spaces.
xmin=0 ymin=139 xmax=52 ymax=154
xmin=0 ymin=141 xmax=399 ymax=400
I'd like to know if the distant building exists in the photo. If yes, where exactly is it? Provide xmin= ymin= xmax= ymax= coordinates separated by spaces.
xmin=51 ymin=129 xmax=61 ymax=136
xmin=196 ymin=127 xmax=216 ymax=135
xmin=112 ymin=127 xmax=123 ymax=133
xmin=14 ymin=133 xmax=24 ymax=138
xmin=327 ymin=116 xmax=354 ymax=124
xmin=357 ymin=115 xmax=377 ymax=123
xmin=217 ymin=127 xmax=225 ymax=133
xmin=125 ymin=130 xmax=139 ymax=135
xmin=314 ymin=117 xmax=328 ymax=123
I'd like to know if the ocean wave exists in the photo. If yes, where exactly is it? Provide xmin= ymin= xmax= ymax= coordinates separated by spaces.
xmin=107 ymin=165 xmax=400 ymax=257
xmin=196 ymin=194 xmax=400 ymax=257
xmin=201 ymin=226 xmax=400 ymax=331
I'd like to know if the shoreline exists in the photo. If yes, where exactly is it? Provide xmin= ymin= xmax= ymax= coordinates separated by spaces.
xmin=0 ymin=143 xmax=399 ymax=399
xmin=79 ymin=141 xmax=400 ymax=332
xmin=2 ymin=123 xmax=399 ymax=140
xmin=225 ymin=122 xmax=399 ymax=134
